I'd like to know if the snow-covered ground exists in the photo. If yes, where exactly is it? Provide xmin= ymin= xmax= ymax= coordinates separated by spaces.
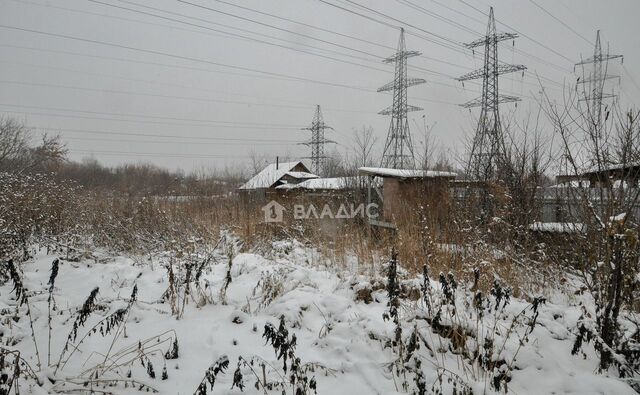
xmin=1 ymin=240 xmax=637 ymax=394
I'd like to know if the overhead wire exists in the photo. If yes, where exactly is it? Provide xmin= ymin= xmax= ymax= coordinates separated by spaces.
xmin=67 ymin=149 xmax=253 ymax=159
xmin=458 ymin=0 xmax=575 ymax=67
xmin=0 ymin=104 xmax=303 ymax=129
xmin=17 ymin=0 xmax=542 ymax=98
xmin=26 ymin=124 xmax=298 ymax=142
xmin=527 ymin=0 xmax=594 ymax=46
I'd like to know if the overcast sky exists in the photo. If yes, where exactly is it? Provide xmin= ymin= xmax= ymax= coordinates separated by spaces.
xmin=1 ymin=0 xmax=639 ymax=173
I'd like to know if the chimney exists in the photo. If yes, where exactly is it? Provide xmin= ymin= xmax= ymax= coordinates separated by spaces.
xmin=276 ymin=156 xmax=279 ymax=170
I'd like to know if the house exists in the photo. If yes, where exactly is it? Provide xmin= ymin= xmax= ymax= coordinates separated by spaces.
xmin=358 ymin=167 xmax=457 ymax=228
xmin=239 ymin=161 xmax=318 ymax=201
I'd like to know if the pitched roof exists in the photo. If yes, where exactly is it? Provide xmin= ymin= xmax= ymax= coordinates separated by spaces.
xmin=239 ymin=161 xmax=309 ymax=190
xmin=358 ymin=167 xmax=457 ymax=179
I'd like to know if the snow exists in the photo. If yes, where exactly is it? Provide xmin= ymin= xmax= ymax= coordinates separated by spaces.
xmin=284 ymin=171 xmax=319 ymax=180
xmin=1 ymin=240 xmax=637 ymax=394
xmin=548 ymin=180 xmax=590 ymax=188
xmin=529 ymin=222 xmax=586 ymax=233
xmin=238 ymin=161 xmax=312 ymax=190
xmin=276 ymin=176 xmax=358 ymax=190
xmin=358 ymin=167 xmax=457 ymax=179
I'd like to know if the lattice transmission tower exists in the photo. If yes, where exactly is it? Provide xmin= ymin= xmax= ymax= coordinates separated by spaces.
xmin=379 ymin=27 xmax=425 ymax=169
xmin=301 ymin=105 xmax=335 ymax=176
xmin=575 ymin=30 xmax=623 ymax=137
xmin=457 ymin=7 xmax=526 ymax=181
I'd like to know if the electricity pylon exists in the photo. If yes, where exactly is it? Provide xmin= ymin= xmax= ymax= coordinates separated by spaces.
xmin=379 ymin=27 xmax=425 ymax=169
xmin=457 ymin=7 xmax=526 ymax=181
xmin=575 ymin=30 xmax=622 ymax=138
xmin=301 ymin=105 xmax=335 ymax=176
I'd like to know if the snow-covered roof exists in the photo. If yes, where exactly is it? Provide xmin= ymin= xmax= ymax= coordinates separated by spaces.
xmin=584 ymin=161 xmax=640 ymax=175
xmin=276 ymin=176 xmax=357 ymax=190
xmin=284 ymin=171 xmax=319 ymax=180
xmin=529 ymin=222 xmax=586 ymax=233
xmin=358 ymin=167 xmax=457 ymax=179
xmin=239 ymin=161 xmax=310 ymax=190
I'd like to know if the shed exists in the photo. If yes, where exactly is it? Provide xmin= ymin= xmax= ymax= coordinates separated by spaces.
xmin=358 ymin=167 xmax=457 ymax=228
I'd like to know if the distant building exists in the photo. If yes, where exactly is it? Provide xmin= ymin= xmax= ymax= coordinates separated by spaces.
xmin=238 ymin=161 xmax=318 ymax=201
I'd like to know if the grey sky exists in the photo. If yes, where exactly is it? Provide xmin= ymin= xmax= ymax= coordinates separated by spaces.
xmin=1 ymin=0 xmax=639 ymax=173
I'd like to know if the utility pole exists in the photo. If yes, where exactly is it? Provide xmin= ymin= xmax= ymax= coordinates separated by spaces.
xmin=457 ymin=7 xmax=526 ymax=181
xmin=379 ymin=27 xmax=425 ymax=169
xmin=575 ymin=30 xmax=622 ymax=138
xmin=301 ymin=105 xmax=335 ymax=176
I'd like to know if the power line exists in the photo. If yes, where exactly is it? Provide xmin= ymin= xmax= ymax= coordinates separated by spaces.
xmin=319 ymin=0 xmax=572 ymax=81
xmin=0 ymin=104 xmax=303 ymax=129
xmin=2 ymin=4 xmax=552 ymax=110
xmin=342 ymin=0 xmax=463 ymax=48
xmin=622 ymin=64 xmax=640 ymax=94
xmin=31 ymin=0 xmax=399 ymax=73
xmin=87 ymin=0 xmax=392 ymax=73
xmin=330 ymin=0 xmax=469 ymax=55
xmin=28 ymin=125 xmax=299 ymax=143
xmin=68 ymin=149 xmax=252 ymax=159
xmin=0 ymin=44 xmax=305 ymax=85
xmin=0 ymin=78 xmax=368 ymax=114
xmin=1 ymin=59 xmax=375 ymax=113
xmin=174 ymin=0 xmax=382 ymax=59
xmin=429 ymin=0 xmax=574 ymax=75
xmin=91 ymin=0 xmax=471 ymax=83
xmin=429 ymin=0 xmax=486 ymax=26
xmin=202 ymin=0 xmax=394 ymax=51
xmin=176 ymin=0 xmax=473 ymax=89
xmin=395 ymin=0 xmax=479 ymax=36
xmin=388 ymin=0 xmax=565 ymax=91
xmin=176 ymin=0 xmax=472 ymax=70
xmin=34 ymin=132 xmax=296 ymax=146
xmin=418 ymin=0 xmax=575 ymax=74
xmin=6 ymin=2 xmax=525 ymax=97
xmin=8 ymin=0 xmax=240 ymax=42
xmin=0 ymin=18 xmax=466 ymax=99
xmin=0 ymin=24 xmax=378 ymax=92
xmin=527 ymin=0 xmax=594 ymax=46
xmin=458 ymin=0 xmax=575 ymax=67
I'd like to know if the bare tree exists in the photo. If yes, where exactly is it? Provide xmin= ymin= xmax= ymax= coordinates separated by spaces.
xmin=350 ymin=125 xmax=378 ymax=168
xmin=323 ymin=148 xmax=346 ymax=177
xmin=542 ymin=85 xmax=640 ymax=375
xmin=0 ymin=117 xmax=30 ymax=171
xmin=413 ymin=115 xmax=438 ymax=170
xmin=0 ymin=118 xmax=67 ymax=173
xmin=248 ymin=149 xmax=269 ymax=175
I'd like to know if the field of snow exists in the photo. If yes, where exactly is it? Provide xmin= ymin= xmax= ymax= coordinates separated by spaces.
xmin=1 ymin=240 xmax=637 ymax=394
